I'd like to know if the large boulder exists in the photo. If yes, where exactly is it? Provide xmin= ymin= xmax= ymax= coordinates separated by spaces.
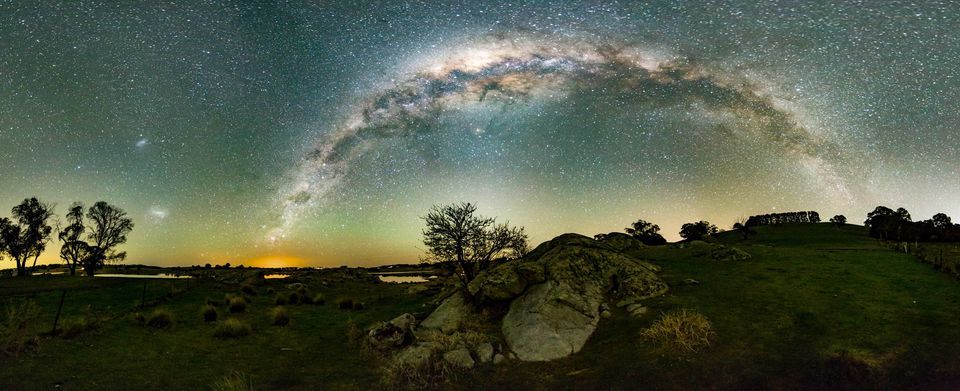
xmin=420 ymin=291 xmax=470 ymax=334
xmin=495 ymin=234 xmax=668 ymax=361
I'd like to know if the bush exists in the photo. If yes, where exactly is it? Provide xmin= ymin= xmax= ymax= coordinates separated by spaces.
xmin=336 ymin=298 xmax=354 ymax=310
xmin=228 ymin=296 xmax=247 ymax=313
xmin=211 ymin=370 xmax=254 ymax=391
xmin=312 ymin=293 xmax=326 ymax=305
xmin=0 ymin=299 xmax=40 ymax=357
xmin=271 ymin=307 xmax=290 ymax=326
xmin=202 ymin=304 xmax=218 ymax=322
xmin=641 ymin=309 xmax=715 ymax=352
xmin=287 ymin=291 xmax=300 ymax=305
xmin=146 ymin=308 xmax=175 ymax=330
xmin=274 ymin=295 xmax=288 ymax=306
xmin=214 ymin=318 xmax=252 ymax=339
xmin=241 ymin=284 xmax=256 ymax=296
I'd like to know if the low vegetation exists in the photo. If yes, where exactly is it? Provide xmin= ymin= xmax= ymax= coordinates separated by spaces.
xmin=210 ymin=371 xmax=255 ymax=391
xmin=270 ymin=306 xmax=290 ymax=326
xmin=214 ymin=318 xmax=252 ymax=339
xmin=202 ymin=304 xmax=218 ymax=322
xmin=227 ymin=295 xmax=247 ymax=313
xmin=0 ymin=299 xmax=40 ymax=357
xmin=145 ymin=308 xmax=174 ymax=329
xmin=641 ymin=308 xmax=715 ymax=353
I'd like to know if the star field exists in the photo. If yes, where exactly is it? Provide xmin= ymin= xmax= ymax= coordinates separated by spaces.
xmin=1 ymin=1 xmax=958 ymax=267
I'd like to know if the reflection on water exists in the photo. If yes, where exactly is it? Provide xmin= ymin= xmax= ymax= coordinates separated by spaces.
xmin=264 ymin=274 xmax=290 ymax=279
xmin=378 ymin=275 xmax=434 ymax=283
xmin=94 ymin=273 xmax=192 ymax=279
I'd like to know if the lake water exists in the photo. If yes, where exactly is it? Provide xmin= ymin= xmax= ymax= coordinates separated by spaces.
xmin=264 ymin=274 xmax=290 ymax=279
xmin=94 ymin=273 xmax=192 ymax=279
xmin=377 ymin=275 xmax=434 ymax=283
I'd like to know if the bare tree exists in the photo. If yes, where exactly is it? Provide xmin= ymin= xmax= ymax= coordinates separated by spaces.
xmin=422 ymin=202 xmax=527 ymax=289
xmin=81 ymin=201 xmax=134 ymax=276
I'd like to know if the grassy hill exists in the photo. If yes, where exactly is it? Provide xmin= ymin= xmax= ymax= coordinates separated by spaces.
xmin=2 ymin=223 xmax=960 ymax=389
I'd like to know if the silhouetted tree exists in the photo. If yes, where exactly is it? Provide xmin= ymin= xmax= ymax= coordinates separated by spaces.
xmin=679 ymin=221 xmax=718 ymax=241
xmin=58 ymin=203 xmax=90 ymax=276
xmin=732 ymin=217 xmax=755 ymax=239
xmin=422 ymin=202 xmax=528 ymax=289
xmin=81 ymin=201 xmax=134 ymax=276
xmin=931 ymin=213 xmax=952 ymax=231
xmin=830 ymin=215 xmax=847 ymax=226
xmin=624 ymin=219 xmax=667 ymax=245
xmin=1 ymin=198 xmax=55 ymax=277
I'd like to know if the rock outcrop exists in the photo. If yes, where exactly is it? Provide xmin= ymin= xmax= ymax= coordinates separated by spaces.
xmin=381 ymin=233 xmax=668 ymax=365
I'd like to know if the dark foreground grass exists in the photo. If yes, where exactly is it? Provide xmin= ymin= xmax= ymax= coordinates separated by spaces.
xmin=470 ymin=224 xmax=960 ymax=390
xmin=4 ymin=224 xmax=960 ymax=389
xmin=0 ymin=276 xmax=430 ymax=390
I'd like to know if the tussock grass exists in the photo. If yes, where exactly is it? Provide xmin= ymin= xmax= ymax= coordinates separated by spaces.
xmin=202 ymin=304 xmax=218 ymax=322
xmin=205 ymin=297 xmax=222 ymax=307
xmin=271 ymin=306 xmax=290 ymax=326
xmin=211 ymin=370 xmax=255 ymax=391
xmin=417 ymin=329 xmax=489 ymax=352
xmin=60 ymin=317 xmax=88 ymax=339
xmin=641 ymin=309 xmax=714 ymax=352
xmin=214 ymin=318 xmax=252 ymax=339
xmin=287 ymin=291 xmax=300 ymax=305
xmin=312 ymin=293 xmax=325 ymax=305
xmin=227 ymin=296 xmax=247 ymax=313
xmin=336 ymin=298 xmax=353 ymax=309
xmin=241 ymin=284 xmax=257 ymax=296
xmin=380 ymin=357 xmax=457 ymax=390
xmin=146 ymin=308 xmax=175 ymax=329
xmin=274 ymin=295 xmax=288 ymax=306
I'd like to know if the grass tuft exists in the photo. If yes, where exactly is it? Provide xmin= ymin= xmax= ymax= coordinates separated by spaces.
xmin=145 ymin=308 xmax=175 ymax=330
xmin=202 ymin=304 xmax=218 ymax=322
xmin=227 ymin=296 xmax=247 ymax=313
xmin=241 ymin=284 xmax=257 ymax=296
xmin=271 ymin=306 xmax=290 ymax=326
xmin=312 ymin=293 xmax=325 ymax=305
xmin=641 ymin=308 xmax=714 ymax=353
xmin=214 ymin=318 xmax=252 ymax=339
xmin=211 ymin=370 xmax=255 ymax=391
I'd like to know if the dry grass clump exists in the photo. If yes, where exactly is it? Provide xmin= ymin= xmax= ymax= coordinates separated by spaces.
xmin=240 ymin=284 xmax=257 ymax=296
xmin=227 ymin=295 xmax=247 ymax=313
xmin=202 ymin=304 xmax=218 ymax=322
xmin=641 ymin=308 xmax=715 ymax=352
xmin=211 ymin=370 xmax=255 ymax=391
xmin=417 ymin=329 xmax=489 ymax=352
xmin=287 ymin=291 xmax=301 ymax=305
xmin=0 ymin=299 xmax=40 ymax=357
xmin=271 ymin=307 xmax=290 ymax=326
xmin=60 ymin=317 xmax=90 ymax=339
xmin=214 ymin=318 xmax=252 ymax=339
xmin=380 ymin=357 xmax=456 ymax=390
xmin=146 ymin=308 xmax=175 ymax=329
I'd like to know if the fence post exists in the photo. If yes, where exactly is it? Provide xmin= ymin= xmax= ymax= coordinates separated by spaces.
xmin=51 ymin=289 xmax=67 ymax=334
xmin=141 ymin=281 xmax=147 ymax=308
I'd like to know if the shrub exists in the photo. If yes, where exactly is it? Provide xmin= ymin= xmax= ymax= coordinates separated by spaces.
xmin=228 ymin=296 xmax=247 ymax=313
xmin=641 ymin=309 xmax=715 ymax=352
xmin=336 ymin=298 xmax=354 ymax=310
xmin=0 ymin=299 xmax=41 ymax=357
xmin=287 ymin=291 xmax=300 ymax=305
xmin=214 ymin=318 xmax=252 ymax=339
xmin=274 ymin=295 xmax=288 ymax=306
xmin=312 ymin=293 xmax=325 ymax=305
xmin=271 ymin=307 xmax=290 ymax=326
xmin=146 ymin=308 xmax=175 ymax=330
xmin=202 ymin=304 xmax=218 ymax=322
xmin=211 ymin=370 xmax=254 ymax=391
xmin=240 ymin=284 xmax=256 ymax=296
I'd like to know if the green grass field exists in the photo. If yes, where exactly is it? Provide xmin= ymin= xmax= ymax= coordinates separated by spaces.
xmin=3 ymin=223 xmax=960 ymax=389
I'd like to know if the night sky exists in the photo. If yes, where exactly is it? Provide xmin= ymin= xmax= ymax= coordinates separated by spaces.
xmin=1 ymin=1 xmax=958 ymax=267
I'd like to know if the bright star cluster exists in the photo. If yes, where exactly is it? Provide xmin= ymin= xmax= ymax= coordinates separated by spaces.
xmin=1 ymin=1 xmax=958 ymax=267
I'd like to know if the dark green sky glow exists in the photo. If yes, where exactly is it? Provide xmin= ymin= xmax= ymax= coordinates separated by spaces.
xmin=1 ymin=1 xmax=958 ymax=267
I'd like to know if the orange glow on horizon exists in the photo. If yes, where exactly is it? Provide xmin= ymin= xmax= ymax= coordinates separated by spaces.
xmin=246 ymin=255 xmax=309 ymax=269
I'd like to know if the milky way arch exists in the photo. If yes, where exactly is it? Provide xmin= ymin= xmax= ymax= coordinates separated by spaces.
xmin=268 ymin=36 xmax=848 ymax=241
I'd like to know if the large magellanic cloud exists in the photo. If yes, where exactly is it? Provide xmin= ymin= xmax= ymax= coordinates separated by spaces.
xmin=268 ymin=35 xmax=849 ymax=241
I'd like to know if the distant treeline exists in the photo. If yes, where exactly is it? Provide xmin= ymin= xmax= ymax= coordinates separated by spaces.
xmin=746 ymin=211 xmax=821 ymax=227
xmin=865 ymin=206 xmax=960 ymax=242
